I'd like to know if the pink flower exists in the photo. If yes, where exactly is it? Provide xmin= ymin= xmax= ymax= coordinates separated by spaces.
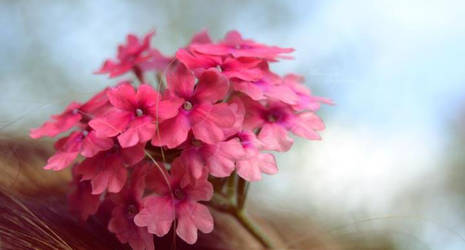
xmin=89 ymin=82 xmax=179 ymax=148
xmin=134 ymin=158 xmax=214 ymax=244
xmin=96 ymin=32 xmax=163 ymax=79
xmin=232 ymin=62 xmax=299 ymax=105
xmin=30 ymin=88 xmax=110 ymax=138
xmin=108 ymin=161 xmax=154 ymax=250
xmin=75 ymin=143 xmax=145 ymax=194
xmin=179 ymin=135 xmax=245 ymax=178
xmin=151 ymin=62 xmax=235 ymax=148
xmin=190 ymin=30 xmax=294 ymax=61
xmin=176 ymin=49 xmax=264 ymax=82
xmin=242 ymin=96 xmax=325 ymax=152
xmin=282 ymin=74 xmax=334 ymax=111
xmin=43 ymin=128 xmax=114 ymax=171
xmin=235 ymin=130 xmax=278 ymax=181
xmin=30 ymin=102 xmax=82 ymax=139
xmin=68 ymin=166 xmax=101 ymax=221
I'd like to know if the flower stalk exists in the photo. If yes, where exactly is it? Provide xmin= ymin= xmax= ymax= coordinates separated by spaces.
xmin=209 ymin=173 xmax=274 ymax=248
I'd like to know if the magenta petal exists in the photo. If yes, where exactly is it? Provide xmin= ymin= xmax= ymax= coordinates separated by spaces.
xmin=189 ymin=43 xmax=230 ymax=56
xmin=152 ymin=114 xmax=190 ymax=148
xmin=30 ymin=105 xmax=82 ymax=139
xmin=258 ymin=123 xmax=293 ymax=152
xmin=68 ymin=180 xmax=100 ymax=221
xmin=185 ymin=178 xmax=213 ymax=201
xmin=191 ymin=103 xmax=235 ymax=128
xmin=149 ymin=97 xmax=183 ymax=121
xmin=175 ymin=49 xmax=219 ymax=70
xmin=166 ymin=62 xmax=195 ymax=99
xmin=81 ymin=131 xmax=114 ymax=157
xmin=44 ymin=151 xmax=79 ymax=171
xmin=134 ymin=195 xmax=175 ymax=237
xmin=232 ymin=81 xmax=265 ymax=101
xmin=192 ymin=120 xmax=224 ymax=145
xmin=94 ymin=155 xmax=127 ymax=194
xmin=78 ymin=154 xmax=127 ymax=194
xmin=118 ymin=118 xmax=156 ymax=148
xmin=181 ymin=150 xmax=205 ymax=179
xmin=145 ymin=163 xmax=171 ymax=195
xmin=176 ymin=202 xmax=213 ymax=244
xmin=108 ymin=212 xmax=154 ymax=250
xmin=193 ymin=69 xmax=229 ymax=103
xmin=107 ymin=82 xmax=137 ymax=111
xmin=189 ymin=29 xmax=212 ymax=44
xmin=121 ymin=143 xmax=146 ymax=166
xmin=136 ymin=84 xmax=160 ymax=108
xmin=89 ymin=109 xmax=132 ymax=138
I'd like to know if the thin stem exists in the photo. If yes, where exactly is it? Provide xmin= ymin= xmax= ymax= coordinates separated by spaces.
xmin=226 ymin=172 xmax=238 ymax=200
xmin=234 ymin=210 xmax=274 ymax=249
xmin=236 ymin=177 xmax=249 ymax=210
xmin=208 ymin=179 xmax=275 ymax=249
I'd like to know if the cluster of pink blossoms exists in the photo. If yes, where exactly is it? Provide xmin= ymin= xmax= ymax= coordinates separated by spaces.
xmin=30 ymin=30 xmax=332 ymax=250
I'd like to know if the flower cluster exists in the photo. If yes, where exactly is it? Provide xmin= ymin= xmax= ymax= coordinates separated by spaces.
xmin=30 ymin=30 xmax=332 ymax=250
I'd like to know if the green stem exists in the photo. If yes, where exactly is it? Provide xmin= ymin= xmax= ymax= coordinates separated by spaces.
xmin=208 ymin=180 xmax=275 ymax=249
xmin=234 ymin=210 xmax=274 ymax=249
xmin=226 ymin=172 xmax=237 ymax=199
xmin=236 ymin=177 xmax=249 ymax=210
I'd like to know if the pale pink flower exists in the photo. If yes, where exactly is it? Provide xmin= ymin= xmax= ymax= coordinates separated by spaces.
xmin=151 ymin=62 xmax=235 ymax=148
xmin=242 ymin=96 xmax=325 ymax=152
xmin=232 ymin=62 xmax=299 ymax=105
xmin=235 ymin=130 xmax=278 ymax=181
xmin=282 ymin=74 xmax=334 ymax=111
xmin=134 ymin=158 xmax=214 ymax=244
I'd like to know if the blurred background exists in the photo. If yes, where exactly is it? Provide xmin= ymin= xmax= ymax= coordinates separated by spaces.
xmin=1 ymin=0 xmax=465 ymax=249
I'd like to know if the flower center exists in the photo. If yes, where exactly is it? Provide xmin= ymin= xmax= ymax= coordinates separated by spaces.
xmin=127 ymin=204 xmax=138 ymax=217
xmin=135 ymin=108 xmax=144 ymax=117
xmin=82 ymin=130 xmax=89 ymax=137
xmin=174 ymin=188 xmax=186 ymax=200
xmin=72 ymin=109 xmax=79 ymax=115
xmin=267 ymin=114 xmax=278 ymax=123
xmin=191 ymin=139 xmax=202 ymax=147
xmin=182 ymin=101 xmax=193 ymax=111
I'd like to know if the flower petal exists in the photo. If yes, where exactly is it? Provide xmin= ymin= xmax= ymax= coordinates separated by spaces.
xmin=258 ymin=123 xmax=293 ymax=152
xmin=193 ymin=69 xmax=229 ymax=103
xmin=107 ymin=82 xmax=137 ymax=111
xmin=118 ymin=117 xmax=156 ymax=148
xmin=151 ymin=114 xmax=190 ymax=148
xmin=289 ymin=112 xmax=324 ymax=140
xmin=43 ymin=151 xmax=79 ymax=171
xmin=166 ymin=62 xmax=195 ymax=99
xmin=81 ymin=131 xmax=114 ymax=157
xmin=176 ymin=202 xmax=213 ymax=244
xmin=134 ymin=195 xmax=175 ymax=237
xmin=89 ymin=109 xmax=132 ymax=138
